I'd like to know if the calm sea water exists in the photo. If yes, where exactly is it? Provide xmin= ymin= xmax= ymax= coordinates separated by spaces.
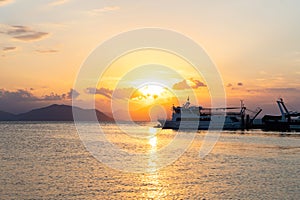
xmin=0 ymin=122 xmax=299 ymax=199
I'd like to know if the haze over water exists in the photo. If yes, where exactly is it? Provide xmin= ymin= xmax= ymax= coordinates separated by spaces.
xmin=0 ymin=122 xmax=299 ymax=199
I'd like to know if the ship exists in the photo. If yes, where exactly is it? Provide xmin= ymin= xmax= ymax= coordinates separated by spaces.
xmin=158 ymin=97 xmax=262 ymax=130
xmin=262 ymin=98 xmax=300 ymax=131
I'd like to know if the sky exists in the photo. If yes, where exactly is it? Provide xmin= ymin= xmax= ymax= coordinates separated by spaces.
xmin=0 ymin=0 xmax=300 ymax=120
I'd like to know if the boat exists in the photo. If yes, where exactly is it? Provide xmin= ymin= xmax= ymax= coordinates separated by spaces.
xmin=262 ymin=98 xmax=300 ymax=131
xmin=158 ymin=98 xmax=261 ymax=130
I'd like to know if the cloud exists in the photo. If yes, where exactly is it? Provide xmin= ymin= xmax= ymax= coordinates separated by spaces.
xmin=42 ymin=93 xmax=63 ymax=101
xmin=7 ymin=25 xmax=30 ymax=35
xmin=86 ymin=87 xmax=142 ymax=100
xmin=1 ymin=25 xmax=50 ymax=42
xmin=0 ymin=89 xmax=39 ymax=102
xmin=48 ymin=0 xmax=70 ymax=6
xmin=86 ymin=87 xmax=113 ymax=98
xmin=2 ymin=46 xmax=16 ymax=51
xmin=0 ymin=89 xmax=42 ymax=113
xmin=89 ymin=6 xmax=120 ymax=15
xmin=172 ymin=78 xmax=206 ymax=90
xmin=226 ymin=82 xmax=243 ymax=88
xmin=35 ymin=49 xmax=58 ymax=53
xmin=189 ymin=78 xmax=206 ymax=88
xmin=0 ymin=88 xmax=80 ymax=113
xmin=0 ymin=0 xmax=14 ymax=6
xmin=172 ymin=80 xmax=189 ymax=90
xmin=246 ymin=87 xmax=299 ymax=94
xmin=13 ymin=32 xmax=49 ymax=41
xmin=130 ymin=91 xmax=147 ymax=100
xmin=114 ymin=87 xmax=137 ymax=99
xmin=41 ymin=89 xmax=79 ymax=100
xmin=67 ymin=88 xmax=80 ymax=99
xmin=0 ymin=88 xmax=79 ymax=102
xmin=265 ymin=87 xmax=298 ymax=93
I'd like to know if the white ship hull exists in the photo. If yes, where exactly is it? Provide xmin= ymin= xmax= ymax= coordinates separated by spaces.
xmin=158 ymin=118 xmax=242 ymax=130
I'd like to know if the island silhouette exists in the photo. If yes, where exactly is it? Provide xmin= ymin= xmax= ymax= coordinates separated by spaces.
xmin=0 ymin=104 xmax=113 ymax=121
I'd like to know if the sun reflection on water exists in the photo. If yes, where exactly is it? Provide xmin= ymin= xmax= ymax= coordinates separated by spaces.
xmin=149 ymin=136 xmax=157 ymax=149
xmin=148 ymin=127 xmax=158 ymax=151
xmin=144 ymin=127 xmax=165 ymax=198
xmin=147 ymin=127 xmax=159 ymax=173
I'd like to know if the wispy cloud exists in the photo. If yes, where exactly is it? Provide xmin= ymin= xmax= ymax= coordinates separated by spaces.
xmin=245 ymin=87 xmax=299 ymax=94
xmin=35 ymin=49 xmax=58 ymax=53
xmin=89 ymin=6 xmax=120 ymax=15
xmin=2 ymin=46 xmax=16 ymax=51
xmin=265 ymin=87 xmax=298 ymax=93
xmin=7 ymin=25 xmax=30 ymax=35
xmin=48 ymin=0 xmax=70 ymax=7
xmin=0 ymin=25 xmax=50 ymax=42
xmin=13 ymin=32 xmax=49 ymax=41
xmin=0 ymin=0 xmax=14 ymax=7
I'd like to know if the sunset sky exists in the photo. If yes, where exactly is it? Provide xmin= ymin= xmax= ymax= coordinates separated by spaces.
xmin=1 ymin=0 xmax=300 ymax=119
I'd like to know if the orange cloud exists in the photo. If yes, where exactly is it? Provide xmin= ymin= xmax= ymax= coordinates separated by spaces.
xmin=172 ymin=78 xmax=206 ymax=90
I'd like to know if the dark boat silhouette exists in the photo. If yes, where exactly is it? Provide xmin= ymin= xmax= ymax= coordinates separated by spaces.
xmin=262 ymin=98 xmax=300 ymax=131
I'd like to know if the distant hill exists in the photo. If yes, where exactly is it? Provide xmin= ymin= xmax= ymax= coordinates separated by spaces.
xmin=0 ymin=104 xmax=113 ymax=122
xmin=0 ymin=111 xmax=16 ymax=121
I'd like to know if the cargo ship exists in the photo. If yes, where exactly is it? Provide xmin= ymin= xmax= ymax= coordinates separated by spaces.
xmin=158 ymin=98 xmax=261 ymax=130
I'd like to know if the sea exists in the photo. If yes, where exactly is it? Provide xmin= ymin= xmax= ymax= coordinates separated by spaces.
xmin=0 ymin=121 xmax=299 ymax=199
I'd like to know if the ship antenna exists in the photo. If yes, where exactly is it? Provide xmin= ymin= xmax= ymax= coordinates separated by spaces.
xmin=240 ymin=99 xmax=244 ymax=108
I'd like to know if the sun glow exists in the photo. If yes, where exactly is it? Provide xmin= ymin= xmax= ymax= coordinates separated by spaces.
xmin=131 ymin=84 xmax=170 ymax=104
xmin=138 ymin=84 xmax=165 ymax=100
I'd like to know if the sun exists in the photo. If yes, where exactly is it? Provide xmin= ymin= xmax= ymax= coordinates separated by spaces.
xmin=138 ymin=84 xmax=165 ymax=100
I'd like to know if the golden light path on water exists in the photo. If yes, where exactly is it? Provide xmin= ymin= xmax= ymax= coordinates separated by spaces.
xmin=148 ymin=127 xmax=158 ymax=151
xmin=146 ymin=127 xmax=161 ymax=199
xmin=148 ymin=127 xmax=158 ymax=174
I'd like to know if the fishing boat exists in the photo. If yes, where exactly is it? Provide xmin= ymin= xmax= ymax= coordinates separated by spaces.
xmin=262 ymin=98 xmax=300 ymax=131
xmin=158 ymin=98 xmax=261 ymax=130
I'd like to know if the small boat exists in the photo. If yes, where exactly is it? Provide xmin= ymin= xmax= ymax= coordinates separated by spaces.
xmin=262 ymin=98 xmax=300 ymax=131
xmin=158 ymin=98 xmax=261 ymax=130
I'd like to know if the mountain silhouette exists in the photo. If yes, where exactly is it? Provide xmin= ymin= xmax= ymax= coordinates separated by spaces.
xmin=0 ymin=104 xmax=113 ymax=121
xmin=0 ymin=111 xmax=16 ymax=120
